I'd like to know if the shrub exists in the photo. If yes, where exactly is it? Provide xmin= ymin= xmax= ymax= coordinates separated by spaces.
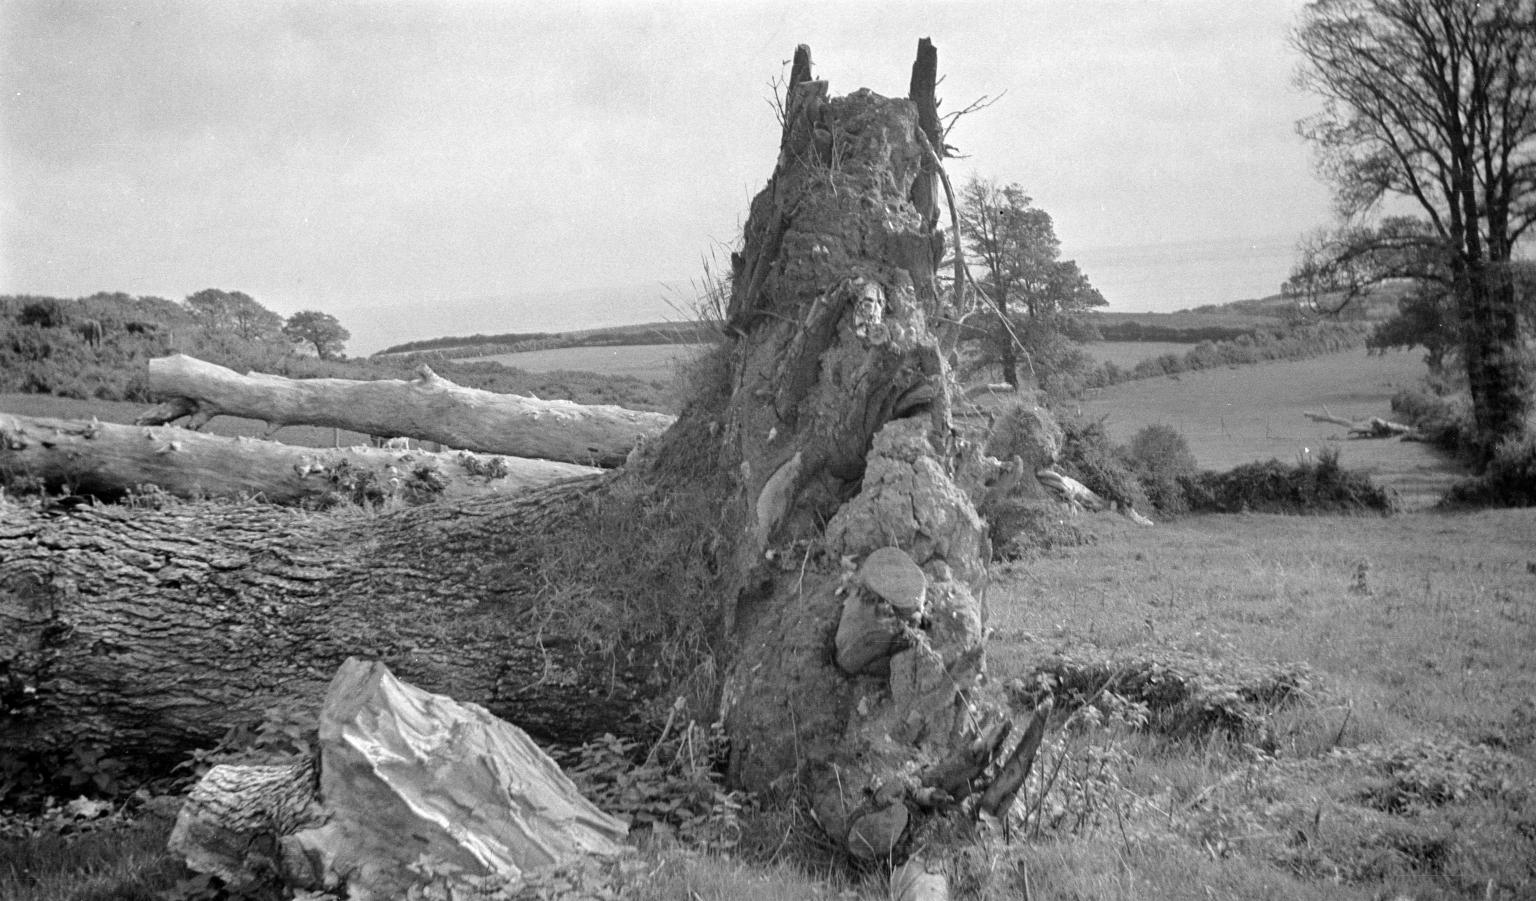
xmin=1121 ymin=424 xmax=1198 ymax=516
xmin=1442 ymin=431 xmax=1536 ymax=507
xmin=1182 ymin=447 xmax=1399 ymax=515
xmin=1391 ymin=386 xmax=1475 ymax=453
xmin=1055 ymin=415 xmax=1153 ymax=515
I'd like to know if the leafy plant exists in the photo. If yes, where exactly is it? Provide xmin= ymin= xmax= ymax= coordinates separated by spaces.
xmin=561 ymin=717 xmax=744 ymax=853
xmin=1121 ymin=423 xmax=1198 ymax=516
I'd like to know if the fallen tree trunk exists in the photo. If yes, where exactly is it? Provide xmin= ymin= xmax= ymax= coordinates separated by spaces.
xmin=136 ymin=355 xmax=676 ymax=467
xmin=0 ymin=478 xmax=669 ymax=765
xmin=1303 ymin=408 xmax=1424 ymax=440
xmin=0 ymin=413 xmax=598 ymax=507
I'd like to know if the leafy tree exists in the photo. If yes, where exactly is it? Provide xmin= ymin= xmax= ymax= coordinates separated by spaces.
xmin=1292 ymin=0 xmax=1536 ymax=458
xmin=957 ymin=178 xmax=1106 ymax=388
xmin=283 ymin=310 xmax=350 ymax=360
xmin=184 ymin=289 xmax=284 ymax=341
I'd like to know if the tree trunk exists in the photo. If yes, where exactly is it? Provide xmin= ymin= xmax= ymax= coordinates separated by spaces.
xmin=2 ymin=41 xmax=1022 ymax=859
xmin=0 ymin=413 xmax=598 ymax=507
xmin=0 ymin=479 xmax=669 ymax=768
xmin=137 ymin=354 xmax=675 ymax=468
xmin=1460 ymin=263 xmax=1531 ymax=462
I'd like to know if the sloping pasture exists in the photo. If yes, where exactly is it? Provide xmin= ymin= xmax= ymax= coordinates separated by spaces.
xmin=1068 ymin=348 xmax=1467 ymax=508
xmin=461 ymin=343 xmax=710 ymax=381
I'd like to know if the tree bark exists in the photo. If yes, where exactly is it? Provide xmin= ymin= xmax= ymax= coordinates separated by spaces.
xmin=136 ymin=354 xmax=675 ymax=468
xmin=0 ymin=479 xmax=669 ymax=768
xmin=1460 ymin=263 xmax=1531 ymax=461
xmin=0 ymin=413 xmax=598 ymax=507
xmin=3 ymin=41 xmax=1023 ymax=859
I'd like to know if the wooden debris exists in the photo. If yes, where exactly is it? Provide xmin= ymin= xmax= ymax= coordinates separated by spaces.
xmin=1304 ymin=408 xmax=1423 ymax=440
xmin=0 ymin=412 xmax=598 ymax=506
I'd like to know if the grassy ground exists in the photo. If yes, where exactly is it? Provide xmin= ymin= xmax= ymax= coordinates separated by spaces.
xmin=967 ymin=506 xmax=1536 ymax=900
xmin=1079 ymin=340 xmax=1198 ymax=369
xmin=461 ymin=343 xmax=710 ymax=381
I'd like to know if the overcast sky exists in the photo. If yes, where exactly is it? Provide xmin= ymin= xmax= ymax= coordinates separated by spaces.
xmin=2 ymin=1 xmax=1335 ymax=352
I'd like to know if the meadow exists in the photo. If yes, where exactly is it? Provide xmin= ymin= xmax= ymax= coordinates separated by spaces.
xmin=461 ymin=342 xmax=710 ymax=381
xmin=1077 ymin=340 xmax=1194 ymax=369
xmin=1067 ymin=347 xmax=1466 ymax=508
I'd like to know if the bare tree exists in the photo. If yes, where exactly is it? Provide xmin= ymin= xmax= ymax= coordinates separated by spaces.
xmin=1293 ymin=0 xmax=1536 ymax=458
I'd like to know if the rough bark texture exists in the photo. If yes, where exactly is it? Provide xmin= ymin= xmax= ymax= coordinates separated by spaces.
xmin=0 ymin=413 xmax=598 ymax=507
xmin=138 ymin=354 xmax=674 ymax=467
xmin=0 ymin=478 xmax=670 ymax=764
xmin=643 ymin=43 xmax=1013 ymax=858
xmin=1460 ymin=266 xmax=1531 ymax=459
xmin=2 ymin=41 xmax=1019 ymax=860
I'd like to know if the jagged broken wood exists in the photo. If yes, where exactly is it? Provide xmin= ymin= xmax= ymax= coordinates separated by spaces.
xmin=1303 ymin=408 xmax=1423 ymax=440
xmin=0 ymin=413 xmax=598 ymax=506
xmin=169 ymin=658 xmax=626 ymax=899
xmin=136 ymin=354 xmax=675 ymax=467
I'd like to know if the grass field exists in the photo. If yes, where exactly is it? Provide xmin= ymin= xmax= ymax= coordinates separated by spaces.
xmin=1064 ymin=347 xmax=1465 ymax=508
xmin=462 ymin=342 xmax=711 ymax=381
xmin=968 ymin=506 xmax=1536 ymax=899
xmin=1080 ymin=340 xmax=1199 ymax=369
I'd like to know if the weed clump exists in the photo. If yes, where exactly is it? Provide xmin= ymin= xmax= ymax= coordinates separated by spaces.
xmin=1008 ymin=647 xmax=1316 ymax=745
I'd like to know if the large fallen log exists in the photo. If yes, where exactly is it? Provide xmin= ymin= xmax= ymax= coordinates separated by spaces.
xmin=136 ymin=355 xmax=676 ymax=467
xmin=1303 ymin=408 xmax=1424 ymax=440
xmin=0 ymin=478 xmax=664 ymax=763
xmin=0 ymin=413 xmax=599 ymax=506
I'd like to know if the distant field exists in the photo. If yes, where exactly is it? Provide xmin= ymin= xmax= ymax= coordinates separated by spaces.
xmin=462 ymin=343 xmax=711 ymax=380
xmin=1079 ymin=340 xmax=1194 ymax=368
xmin=0 ymin=394 xmax=376 ymax=448
xmin=1067 ymin=347 xmax=1464 ymax=507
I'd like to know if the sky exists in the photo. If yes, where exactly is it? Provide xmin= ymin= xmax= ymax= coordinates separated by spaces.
xmin=2 ymin=1 xmax=1337 ymax=354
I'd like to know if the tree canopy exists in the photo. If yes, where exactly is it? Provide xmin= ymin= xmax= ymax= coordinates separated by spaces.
xmin=1292 ymin=0 xmax=1536 ymax=454
xmin=283 ymin=310 xmax=351 ymax=360
xmin=957 ymin=178 xmax=1106 ymax=388
xmin=185 ymin=289 xmax=284 ymax=342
